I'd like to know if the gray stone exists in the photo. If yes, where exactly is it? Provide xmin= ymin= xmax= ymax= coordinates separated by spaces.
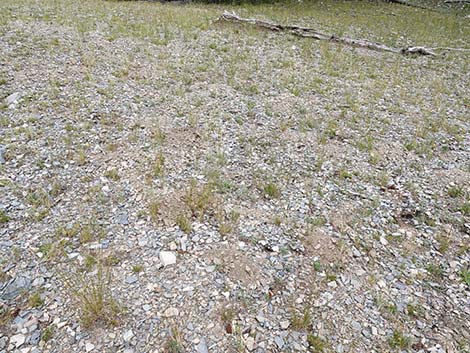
xmin=6 ymin=92 xmax=20 ymax=105
xmin=197 ymin=337 xmax=209 ymax=353
xmin=116 ymin=214 xmax=129 ymax=225
xmin=125 ymin=275 xmax=138 ymax=284
xmin=274 ymin=336 xmax=284 ymax=349
xmin=1 ymin=276 xmax=31 ymax=300
xmin=159 ymin=251 xmax=176 ymax=266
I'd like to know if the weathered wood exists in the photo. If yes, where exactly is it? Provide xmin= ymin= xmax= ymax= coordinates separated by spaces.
xmin=218 ymin=11 xmax=437 ymax=56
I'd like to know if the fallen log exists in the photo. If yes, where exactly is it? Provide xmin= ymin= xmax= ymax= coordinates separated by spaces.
xmin=218 ymin=11 xmax=438 ymax=56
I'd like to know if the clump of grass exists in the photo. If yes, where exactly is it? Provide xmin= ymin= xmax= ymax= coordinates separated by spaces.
xmin=290 ymin=308 xmax=311 ymax=331
xmin=64 ymin=264 xmax=122 ymax=328
xmin=164 ymin=327 xmax=184 ymax=353
xmin=104 ymin=168 xmax=120 ymax=181
xmin=153 ymin=152 xmax=165 ymax=178
xmin=426 ymin=263 xmax=444 ymax=279
xmin=0 ymin=210 xmax=9 ymax=224
xmin=132 ymin=265 xmax=143 ymax=273
xmin=387 ymin=330 xmax=411 ymax=350
xmin=448 ymin=185 xmax=464 ymax=198
xmin=460 ymin=268 xmax=470 ymax=286
xmin=459 ymin=202 xmax=470 ymax=216
xmin=176 ymin=213 xmax=192 ymax=234
xmin=41 ymin=325 xmax=54 ymax=342
xmin=435 ymin=234 xmax=450 ymax=254
xmin=185 ymin=180 xmax=215 ymax=219
xmin=148 ymin=199 xmax=160 ymax=222
xmin=262 ymin=182 xmax=280 ymax=199
xmin=220 ymin=306 xmax=238 ymax=323
xmin=307 ymin=335 xmax=325 ymax=352
xmin=28 ymin=291 xmax=44 ymax=308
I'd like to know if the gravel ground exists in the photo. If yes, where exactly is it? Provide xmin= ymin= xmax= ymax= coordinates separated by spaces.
xmin=0 ymin=1 xmax=469 ymax=353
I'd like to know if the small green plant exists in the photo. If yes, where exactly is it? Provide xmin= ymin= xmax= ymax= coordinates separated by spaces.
xmin=426 ymin=263 xmax=444 ymax=279
xmin=220 ymin=306 xmax=238 ymax=323
xmin=459 ymin=202 xmax=470 ymax=216
xmin=104 ymin=168 xmax=120 ymax=181
xmin=148 ymin=199 xmax=160 ymax=222
xmin=41 ymin=325 xmax=54 ymax=342
xmin=290 ymin=308 xmax=311 ymax=331
xmin=435 ymin=234 xmax=450 ymax=254
xmin=153 ymin=152 xmax=165 ymax=178
xmin=28 ymin=291 xmax=44 ymax=308
xmin=262 ymin=182 xmax=280 ymax=199
xmin=0 ymin=210 xmax=9 ymax=224
xmin=307 ymin=334 xmax=325 ymax=352
xmin=406 ymin=303 xmax=423 ymax=318
xmin=132 ymin=265 xmax=143 ymax=273
xmin=64 ymin=264 xmax=122 ymax=328
xmin=448 ymin=185 xmax=464 ymax=198
xmin=460 ymin=268 xmax=470 ymax=286
xmin=185 ymin=180 xmax=215 ymax=219
xmin=313 ymin=261 xmax=323 ymax=272
xmin=176 ymin=213 xmax=192 ymax=234
xmin=387 ymin=330 xmax=411 ymax=350
xmin=164 ymin=327 xmax=184 ymax=353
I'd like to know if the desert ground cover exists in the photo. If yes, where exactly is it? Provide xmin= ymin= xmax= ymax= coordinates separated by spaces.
xmin=0 ymin=0 xmax=469 ymax=352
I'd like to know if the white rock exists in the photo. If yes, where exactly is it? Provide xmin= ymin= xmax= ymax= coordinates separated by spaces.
xmin=280 ymin=321 xmax=290 ymax=329
xmin=85 ymin=342 xmax=95 ymax=352
xmin=10 ymin=334 xmax=26 ymax=348
xmin=163 ymin=307 xmax=179 ymax=317
xmin=245 ymin=337 xmax=255 ymax=351
xmin=123 ymin=329 xmax=134 ymax=342
xmin=6 ymin=92 xmax=20 ymax=105
xmin=159 ymin=251 xmax=176 ymax=266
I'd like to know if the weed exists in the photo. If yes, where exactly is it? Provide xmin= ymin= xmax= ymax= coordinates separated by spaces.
xmin=185 ymin=180 xmax=215 ymax=219
xmin=176 ymin=213 xmax=192 ymax=234
xmin=153 ymin=152 xmax=165 ymax=178
xmin=132 ymin=265 xmax=143 ymax=273
xmin=104 ymin=168 xmax=120 ymax=181
xmin=388 ymin=330 xmax=411 ymax=350
xmin=148 ymin=199 xmax=160 ymax=222
xmin=460 ymin=268 xmax=470 ymax=286
xmin=435 ymin=234 xmax=450 ymax=254
xmin=0 ymin=210 xmax=8 ymax=224
xmin=459 ymin=202 xmax=470 ymax=216
xmin=448 ymin=185 xmax=464 ymax=198
xmin=28 ymin=291 xmax=44 ymax=308
xmin=290 ymin=308 xmax=311 ymax=331
xmin=220 ymin=306 xmax=238 ymax=323
xmin=41 ymin=325 xmax=54 ymax=342
xmin=307 ymin=335 xmax=325 ymax=352
xmin=164 ymin=327 xmax=184 ymax=353
xmin=262 ymin=182 xmax=281 ymax=199
xmin=426 ymin=263 xmax=444 ymax=279
xmin=64 ymin=264 xmax=122 ymax=328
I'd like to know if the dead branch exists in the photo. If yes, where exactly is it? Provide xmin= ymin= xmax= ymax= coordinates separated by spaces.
xmin=218 ymin=11 xmax=438 ymax=56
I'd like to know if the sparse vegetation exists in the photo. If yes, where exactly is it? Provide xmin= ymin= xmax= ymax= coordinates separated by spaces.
xmin=64 ymin=264 xmax=122 ymax=328
xmin=388 ymin=330 xmax=411 ymax=350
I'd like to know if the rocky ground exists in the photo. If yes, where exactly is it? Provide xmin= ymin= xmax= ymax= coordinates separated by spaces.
xmin=0 ymin=0 xmax=469 ymax=352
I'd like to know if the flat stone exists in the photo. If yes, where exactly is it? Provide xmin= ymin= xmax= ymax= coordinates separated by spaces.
xmin=6 ymin=92 xmax=20 ymax=105
xmin=1 ymin=276 xmax=31 ymax=300
xmin=10 ymin=334 xmax=26 ymax=348
xmin=159 ymin=251 xmax=176 ymax=266
xmin=123 ymin=329 xmax=134 ymax=342
xmin=274 ymin=336 xmax=284 ymax=349
xmin=280 ymin=321 xmax=290 ymax=329
xmin=163 ymin=307 xmax=179 ymax=317
xmin=116 ymin=213 xmax=129 ymax=225
xmin=85 ymin=342 xmax=95 ymax=352
xmin=245 ymin=337 xmax=255 ymax=351
xmin=197 ymin=338 xmax=209 ymax=353
xmin=125 ymin=275 xmax=138 ymax=284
